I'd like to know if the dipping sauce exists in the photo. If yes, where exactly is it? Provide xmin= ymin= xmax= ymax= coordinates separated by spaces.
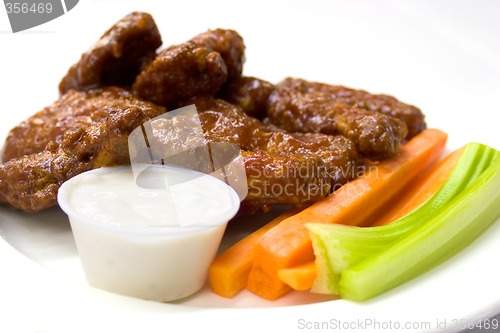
xmin=57 ymin=165 xmax=240 ymax=302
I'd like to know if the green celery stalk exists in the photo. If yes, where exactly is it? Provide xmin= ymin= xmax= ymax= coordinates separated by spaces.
xmin=338 ymin=150 xmax=500 ymax=301
xmin=307 ymin=143 xmax=499 ymax=295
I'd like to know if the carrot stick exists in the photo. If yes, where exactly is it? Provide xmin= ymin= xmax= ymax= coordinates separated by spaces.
xmin=208 ymin=208 xmax=299 ymax=298
xmin=371 ymin=146 xmax=464 ymax=226
xmin=246 ymin=128 xmax=448 ymax=300
xmin=277 ymin=261 xmax=317 ymax=291
xmin=278 ymin=144 xmax=463 ymax=291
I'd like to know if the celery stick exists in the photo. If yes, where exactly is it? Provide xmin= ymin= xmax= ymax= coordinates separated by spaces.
xmin=338 ymin=153 xmax=500 ymax=301
xmin=307 ymin=143 xmax=498 ymax=294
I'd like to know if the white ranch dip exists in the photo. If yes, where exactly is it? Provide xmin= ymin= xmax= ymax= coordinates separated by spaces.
xmin=58 ymin=165 xmax=240 ymax=302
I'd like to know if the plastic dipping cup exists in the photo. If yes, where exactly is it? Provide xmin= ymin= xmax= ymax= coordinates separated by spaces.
xmin=57 ymin=165 xmax=240 ymax=302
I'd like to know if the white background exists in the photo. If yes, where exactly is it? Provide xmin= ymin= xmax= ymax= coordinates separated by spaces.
xmin=1 ymin=1 xmax=500 ymax=332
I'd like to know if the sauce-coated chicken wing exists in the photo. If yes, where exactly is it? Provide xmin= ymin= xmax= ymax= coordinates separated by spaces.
xmin=267 ymin=77 xmax=425 ymax=141
xmin=0 ymin=91 xmax=166 ymax=212
xmin=218 ymin=76 xmax=275 ymax=119
xmin=132 ymin=42 xmax=228 ymax=108
xmin=266 ymin=78 xmax=425 ymax=158
xmin=59 ymin=12 xmax=162 ymax=93
xmin=1 ymin=12 xmax=425 ymax=215
xmin=191 ymin=96 xmax=363 ymax=212
xmin=2 ymin=87 xmax=166 ymax=162
xmin=188 ymin=28 xmax=245 ymax=81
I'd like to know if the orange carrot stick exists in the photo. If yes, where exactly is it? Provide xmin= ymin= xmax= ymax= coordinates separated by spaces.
xmin=277 ymin=261 xmax=317 ymax=291
xmin=246 ymin=129 xmax=448 ymax=300
xmin=371 ymin=146 xmax=464 ymax=226
xmin=208 ymin=208 xmax=299 ymax=298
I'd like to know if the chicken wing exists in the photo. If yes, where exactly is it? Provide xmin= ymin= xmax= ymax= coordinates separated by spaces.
xmin=2 ymin=87 xmax=167 ymax=162
xmin=218 ymin=76 xmax=275 ymax=119
xmin=132 ymin=42 xmax=228 ymax=108
xmin=1 ymin=92 xmax=364 ymax=213
xmin=58 ymin=12 xmax=162 ymax=94
xmin=131 ymin=28 xmax=246 ymax=108
xmin=0 ymin=96 xmax=166 ymax=212
xmin=1 ymin=14 xmax=417 ymax=214
xmin=267 ymin=77 xmax=426 ymax=140
xmin=266 ymin=78 xmax=424 ymax=158
xmin=240 ymin=150 xmax=330 ymax=214
xmin=188 ymin=28 xmax=245 ymax=81
xmin=191 ymin=96 xmax=362 ymax=191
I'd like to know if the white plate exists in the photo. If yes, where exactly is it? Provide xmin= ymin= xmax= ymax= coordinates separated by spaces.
xmin=1 ymin=1 xmax=500 ymax=332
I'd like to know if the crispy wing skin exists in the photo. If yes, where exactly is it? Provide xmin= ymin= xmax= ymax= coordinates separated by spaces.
xmin=2 ymin=87 xmax=166 ymax=162
xmin=132 ymin=42 xmax=228 ymax=108
xmin=131 ymin=28 xmax=245 ymax=108
xmin=266 ymin=78 xmax=418 ymax=158
xmin=268 ymin=77 xmax=426 ymax=140
xmin=0 ymin=89 xmax=166 ymax=212
xmin=195 ymin=96 xmax=266 ymax=150
xmin=189 ymin=29 xmax=245 ymax=81
xmin=59 ymin=12 xmax=162 ymax=93
xmin=0 ymin=150 xmax=87 ymax=212
xmin=241 ymin=150 xmax=330 ymax=214
xmin=264 ymin=129 xmax=361 ymax=187
xmin=218 ymin=76 xmax=275 ymax=119
xmin=332 ymin=103 xmax=408 ymax=159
